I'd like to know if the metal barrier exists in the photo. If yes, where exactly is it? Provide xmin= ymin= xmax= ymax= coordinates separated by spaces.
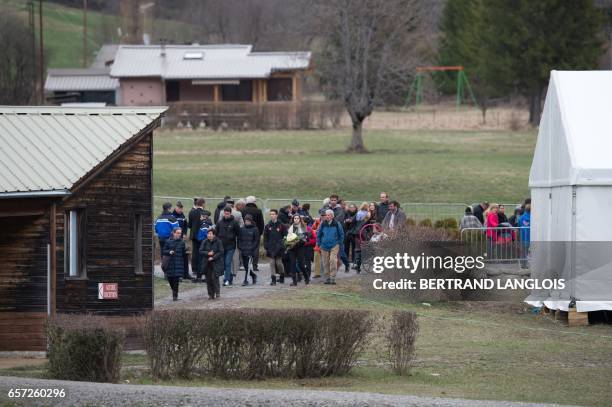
xmin=460 ymin=226 xmax=529 ymax=263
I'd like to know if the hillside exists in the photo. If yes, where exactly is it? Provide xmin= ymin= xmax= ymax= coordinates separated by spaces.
xmin=0 ymin=0 xmax=198 ymax=68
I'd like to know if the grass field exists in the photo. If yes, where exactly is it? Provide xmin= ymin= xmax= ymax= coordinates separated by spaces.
xmin=0 ymin=0 xmax=198 ymax=68
xmin=153 ymin=128 xmax=535 ymax=210
xmin=3 ymin=281 xmax=611 ymax=406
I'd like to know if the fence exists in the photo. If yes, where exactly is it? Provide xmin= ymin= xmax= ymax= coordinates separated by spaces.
xmin=460 ymin=226 xmax=529 ymax=263
xmin=153 ymin=196 xmax=476 ymax=223
xmin=163 ymin=101 xmax=344 ymax=130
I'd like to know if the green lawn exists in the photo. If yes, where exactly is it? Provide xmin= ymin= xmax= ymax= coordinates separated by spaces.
xmin=153 ymin=128 xmax=535 ymax=211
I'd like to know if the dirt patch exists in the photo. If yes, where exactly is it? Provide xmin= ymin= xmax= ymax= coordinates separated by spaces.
xmin=0 ymin=358 xmax=47 ymax=370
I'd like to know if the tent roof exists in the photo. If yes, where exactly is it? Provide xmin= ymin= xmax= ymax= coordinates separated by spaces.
xmin=529 ymin=70 xmax=612 ymax=187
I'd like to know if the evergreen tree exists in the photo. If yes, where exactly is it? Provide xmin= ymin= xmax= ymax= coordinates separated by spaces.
xmin=486 ymin=0 xmax=604 ymax=124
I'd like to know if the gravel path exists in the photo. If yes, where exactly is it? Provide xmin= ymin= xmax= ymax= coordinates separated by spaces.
xmin=0 ymin=376 xmax=570 ymax=407
xmin=155 ymin=262 xmax=357 ymax=309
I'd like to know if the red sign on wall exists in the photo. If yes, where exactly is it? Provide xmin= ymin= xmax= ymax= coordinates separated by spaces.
xmin=98 ymin=283 xmax=118 ymax=300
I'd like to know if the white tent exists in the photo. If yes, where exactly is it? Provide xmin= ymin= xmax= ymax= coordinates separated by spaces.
xmin=527 ymin=70 xmax=612 ymax=312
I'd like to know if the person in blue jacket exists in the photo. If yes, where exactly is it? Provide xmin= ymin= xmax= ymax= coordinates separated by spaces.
xmin=155 ymin=202 xmax=179 ymax=258
xmin=316 ymin=209 xmax=345 ymax=285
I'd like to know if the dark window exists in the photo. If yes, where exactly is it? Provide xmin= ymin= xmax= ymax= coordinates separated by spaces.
xmin=64 ymin=209 xmax=86 ymax=278
xmin=221 ymin=80 xmax=253 ymax=101
xmin=166 ymin=80 xmax=180 ymax=102
xmin=267 ymin=78 xmax=293 ymax=101
xmin=134 ymin=213 xmax=143 ymax=274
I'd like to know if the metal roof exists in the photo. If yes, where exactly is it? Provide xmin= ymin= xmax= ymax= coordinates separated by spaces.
xmin=110 ymin=44 xmax=311 ymax=79
xmin=0 ymin=106 xmax=166 ymax=197
xmin=45 ymin=69 xmax=119 ymax=92
xmin=90 ymin=44 xmax=119 ymax=69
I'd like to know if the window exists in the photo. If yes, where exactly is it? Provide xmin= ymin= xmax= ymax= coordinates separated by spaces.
xmin=267 ymin=78 xmax=293 ymax=101
xmin=133 ymin=213 xmax=143 ymax=274
xmin=221 ymin=80 xmax=253 ymax=101
xmin=64 ymin=209 xmax=86 ymax=278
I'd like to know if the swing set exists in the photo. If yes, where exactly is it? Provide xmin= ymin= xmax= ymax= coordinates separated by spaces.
xmin=404 ymin=66 xmax=478 ymax=109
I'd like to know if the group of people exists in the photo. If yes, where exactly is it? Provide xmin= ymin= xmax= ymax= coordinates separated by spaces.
xmin=460 ymin=198 xmax=532 ymax=267
xmin=154 ymin=192 xmax=406 ymax=300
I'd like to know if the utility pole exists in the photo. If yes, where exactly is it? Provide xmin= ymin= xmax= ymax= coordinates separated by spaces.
xmin=39 ymin=0 xmax=44 ymax=105
xmin=83 ymin=0 xmax=87 ymax=67
xmin=29 ymin=1 xmax=37 ymax=102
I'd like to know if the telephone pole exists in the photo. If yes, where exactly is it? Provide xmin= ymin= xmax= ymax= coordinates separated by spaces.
xmin=39 ymin=0 xmax=44 ymax=104
xmin=83 ymin=0 xmax=88 ymax=67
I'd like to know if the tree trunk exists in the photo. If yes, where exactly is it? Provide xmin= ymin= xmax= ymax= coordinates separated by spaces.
xmin=348 ymin=119 xmax=367 ymax=153
xmin=529 ymin=88 xmax=543 ymax=125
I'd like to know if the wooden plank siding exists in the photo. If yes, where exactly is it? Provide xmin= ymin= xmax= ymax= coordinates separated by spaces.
xmin=55 ymin=132 xmax=154 ymax=315
xmin=0 ymin=132 xmax=154 ymax=351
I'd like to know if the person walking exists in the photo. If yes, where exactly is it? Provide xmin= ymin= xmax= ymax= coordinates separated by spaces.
xmin=243 ymin=196 xmax=265 ymax=271
xmin=286 ymin=214 xmax=309 ymax=286
xmin=216 ymin=206 xmax=241 ymax=286
xmin=238 ymin=214 xmax=260 ymax=286
xmin=519 ymin=204 xmax=531 ymax=268
xmin=193 ymin=210 xmax=213 ymax=282
xmin=376 ymin=192 xmax=390 ymax=223
xmin=351 ymin=202 xmax=370 ymax=273
xmin=155 ymin=202 xmax=179 ymax=259
xmin=162 ymin=227 xmax=186 ymax=301
xmin=303 ymin=215 xmax=316 ymax=279
xmin=311 ymin=215 xmax=323 ymax=278
xmin=172 ymin=201 xmax=190 ymax=280
xmin=317 ymin=209 xmax=345 ymax=285
xmin=264 ymin=209 xmax=287 ymax=285
xmin=381 ymin=201 xmax=407 ymax=233
xmin=344 ymin=203 xmax=358 ymax=268
xmin=199 ymin=228 xmax=224 ymax=300
xmin=188 ymin=198 xmax=207 ymax=281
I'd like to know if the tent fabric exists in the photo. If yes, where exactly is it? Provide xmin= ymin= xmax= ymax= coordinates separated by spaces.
xmin=528 ymin=70 xmax=612 ymax=312
xmin=529 ymin=70 xmax=612 ymax=187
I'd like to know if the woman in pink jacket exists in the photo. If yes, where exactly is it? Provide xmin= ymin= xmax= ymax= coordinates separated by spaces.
xmin=486 ymin=203 xmax=500 ymax=242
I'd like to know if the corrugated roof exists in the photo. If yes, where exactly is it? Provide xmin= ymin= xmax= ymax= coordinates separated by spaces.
xmin=0 ymin=106 xmax=166 ymax=197
xmin=110 ymin=44 xmax=311 ymax=79
xmin=91 ymin=44 xmax=119 ymax=69
xmin=45 ymin=69 xmax=119 ymax=91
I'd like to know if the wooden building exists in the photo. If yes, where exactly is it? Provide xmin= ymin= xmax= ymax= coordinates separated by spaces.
xmin=0 ymin=106 xmax=165 ymax=351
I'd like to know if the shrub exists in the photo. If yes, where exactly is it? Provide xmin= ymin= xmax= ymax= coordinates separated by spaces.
xmin=434 ymin=217 xmax=458 ymax=230
xmin=46 ymin=314 xmax=124 ymax=383
xmin=386 ymin=311 xmax=419 ymax=375
xmin=143 ymin=309 xmax=372 ymax=379
xmin=405 ymin=218 xmax=416 ymax=226
xmin=418 ymin=218 xmax=432 ymax=227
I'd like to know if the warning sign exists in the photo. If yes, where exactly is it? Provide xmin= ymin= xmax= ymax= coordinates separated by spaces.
xmin=98 ymin=283 xmax=118 ymax=300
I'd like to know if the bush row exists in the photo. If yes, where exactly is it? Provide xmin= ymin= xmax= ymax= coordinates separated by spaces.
xmin=143 ymin=308 xmax=373 ymax=379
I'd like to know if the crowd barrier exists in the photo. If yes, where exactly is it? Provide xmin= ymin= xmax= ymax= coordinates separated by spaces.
xmin=460 ymin=226 xmax=529 ymax=263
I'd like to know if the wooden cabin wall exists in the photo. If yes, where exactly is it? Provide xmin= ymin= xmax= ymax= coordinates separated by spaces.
xmin=55 ymin=132 xmax=153 ymax=315
xmin=0 ymin=214 xmax=50 ymax=350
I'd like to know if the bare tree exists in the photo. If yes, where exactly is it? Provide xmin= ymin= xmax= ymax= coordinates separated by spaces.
xmin=0 ymin=12 xmax=37 ymax=105
xmin=314 ymin=0 xmax=421 ymax=152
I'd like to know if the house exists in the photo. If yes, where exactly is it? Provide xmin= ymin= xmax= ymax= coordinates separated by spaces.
xmin=0 ymin=106 xmax=165 ymax=351
xmin=526 ymin=70 xmax=612 ymax=314
xmin=45 ymin=68 xmax=119 ymax=105
xmin=110 ymin=44 xmax=311 ymax=105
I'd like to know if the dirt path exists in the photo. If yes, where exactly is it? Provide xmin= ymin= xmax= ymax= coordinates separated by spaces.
xmin=155 ymin=262 xmax=357 ymax=309
xmin=0 ymin=376 xmax=569 ymax=407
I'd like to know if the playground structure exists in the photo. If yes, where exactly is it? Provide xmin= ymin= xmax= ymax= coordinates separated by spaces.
xmin=405 ymin=66 xmax=478 ymax=109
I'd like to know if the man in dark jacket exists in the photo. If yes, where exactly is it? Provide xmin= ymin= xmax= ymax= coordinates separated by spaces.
xmin=471 ymin=201 xmax=489 ymax=225
xmin=162 ymin=227 xmax=185 ymax=301
xmin=187 ymin=197 xmax=206 ymax=281
xmin=214 ymin=195 xmax=231 ymax=224
xmin=199 ymin=228 xmax=224 ymax=300
xmin=238 ymin=214 xmax=260 ymax=286
xmin=216 ymin=206 xmax=241 ymax=286
xmin=242 ymin=196 xmax=265 ymax=271
xmin=264 ymin=209 xmax=287 ymax=285
xmin=155 ymin=202 xmax=178 ymax=258
xmin=376 ymin=192 xmax=390 ymax=223
xmin=172 ymin=201 xmax=189 ymax=279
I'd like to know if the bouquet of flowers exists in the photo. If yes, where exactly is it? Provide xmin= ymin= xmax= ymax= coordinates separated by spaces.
xmin=283 ymin=232 xmax=301 ymax=249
